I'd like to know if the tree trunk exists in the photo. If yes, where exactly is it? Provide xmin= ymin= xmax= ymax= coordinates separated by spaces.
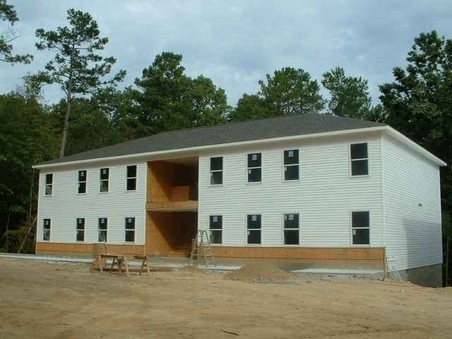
xmin=59 ymin=77 xmax=73 ymax=158
xmin=59 ymin=100 xmax=71 ymax=157
xmin=446 ymin=237 xmax=449 ymax=286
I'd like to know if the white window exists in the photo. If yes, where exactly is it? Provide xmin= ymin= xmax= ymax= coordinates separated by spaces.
xmin=98 ymin=218 xmax=108 ymax=242
xmin=247 ymin=214 xmax=261 ymax=244
xmin=247 ymin=153 xmax=262 ymax=183
xmin=350 ymin=143 xmax=368 ymax=176
xmin=126 ymin=165 xmax=137 ymax=191
xmin=284 ymin=213 xmax=299 ymax=245
xmin=125 ymin=217 xmax=135 ymax=242
xmin=45 ymin=174 xmax=53 ymax=196
xmin=284 ymin=150 xmax=299 ymax=181
xmin=78 ymin=170 xmax=87 ymax=194
xmin=352 ymin=211 xmax=370 ymax=245
xmin=76 ymin=218 xmax=85 ymax=242
xmin=100 ymin=168 xmax=109 ymax=192
xmin=209 ymin=215 xmax=222 ymax=244
xmin=43 ymin=219 xmax=51 ymax=241
xmin=210 ymin=157 xmax=223 ymax=185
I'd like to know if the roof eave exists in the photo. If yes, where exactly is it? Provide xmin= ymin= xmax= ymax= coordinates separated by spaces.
xmin=32 ymin=125 xmax=389 ymax=170
xmin=384 ymin=126 xmax=447 ymax=167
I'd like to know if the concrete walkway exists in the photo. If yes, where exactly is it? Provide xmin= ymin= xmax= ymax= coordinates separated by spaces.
xmin=0 ymin=253 xmax=384 ymax=278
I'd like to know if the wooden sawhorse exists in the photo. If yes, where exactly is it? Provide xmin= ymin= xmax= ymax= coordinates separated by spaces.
xmin=98 ymin=253 xmax=129 ymax=276
xmin=133 ymin=255 xmax=150 ymax=276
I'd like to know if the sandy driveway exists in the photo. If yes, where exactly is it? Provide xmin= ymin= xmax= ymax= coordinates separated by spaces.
xmin=0 ymin=259 xmax=451 ymax=338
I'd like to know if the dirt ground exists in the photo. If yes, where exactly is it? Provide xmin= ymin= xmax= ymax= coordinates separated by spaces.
xmin=0 ymin=259 xmax=451 ymax=339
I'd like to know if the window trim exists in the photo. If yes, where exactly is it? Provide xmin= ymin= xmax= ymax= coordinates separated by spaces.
xmin=350 ymin=143 xmax=369 ymax=177
xmin=76 ymin=218 xmax=85 ymax=242
xmin=78 ymin=170 xmax=87 ymax=194
xmin=246 ymin=214 xmax=262 ymax=245
xmin=99 ymin=168 xmax=110 ymax=193
xmin=209 ymin=156 xmax=223 ymax=186
xmin=43 ymin=218 xmax=51 ymax=241
xmin=247 ymin=153 xmax=262 ymax=183
xmin=98 ymin=217 xmax=108 ymax=243
xmin=44 ymin=173 xmax=53 ymax=196
xmin=283 ymin=213 xmax=300 ymax=246
xmin=283 ymin=149 xmax=300 ymax=182
xmin=351 ymin=210 xmax=370 ymax=246
xmin=125 ymin=217 xmax=135 ymax=242
xmin=126 ymin=165 xmax=137 ymax=191
xmin=209 ymin=215 xmax=223 ymax=245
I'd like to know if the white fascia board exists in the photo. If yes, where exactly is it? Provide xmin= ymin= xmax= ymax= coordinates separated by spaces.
xmin=33 ymin=126 xmax=389 ymax=170
xmin=384 ymin=126 xmax=447 ymax=167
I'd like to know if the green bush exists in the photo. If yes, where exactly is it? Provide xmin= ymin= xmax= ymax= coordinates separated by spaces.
xmin=0 ymin=226 xmax=35 ymax=254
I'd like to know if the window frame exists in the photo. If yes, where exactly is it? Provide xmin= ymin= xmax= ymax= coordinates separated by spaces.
xmin=351 ymin=211 xmax=370 ymax=245
xmin=283 ymin=213 xmax=300 ymax=245
xmin=209 ymin=215 xmax=223 ymax=245
xmin=99 ymin=168 xmax=110 ymax=193
xmin=283 ymin=149 xmax=300 ymax=181
xmin=350 ymin=143 xmax=369 ymax=177
xmin=126 ymin=165 xmax=137 ymax=191
xmin=247 ymin=153 xmax=262 ymax=183
xmin=76 ymin=218 xmax=85 ymax=242
xmin=98 ymin=217 xmax=108 ymax=242
xmin=43 ymin=218 xmax=51 ymax=241
xmin=78 ymin=170 xmax=87 ymax=194
xmin=125 ymin=217 xmax=135 ymax=242
xmin=209 ymin=157 xmax=223 ymax=185
xmin=44 ymin=174 xmax=53 ymax=196
xmin=247 ymin=214 xmax=261 ymax=245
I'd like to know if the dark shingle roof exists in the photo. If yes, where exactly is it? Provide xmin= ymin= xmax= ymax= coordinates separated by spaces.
xmin=38 ymin=114 xmax=385 ymax=166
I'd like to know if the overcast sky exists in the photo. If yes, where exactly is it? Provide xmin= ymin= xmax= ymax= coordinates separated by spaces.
xmin=2 ymin=0 xmax=452 ymax=106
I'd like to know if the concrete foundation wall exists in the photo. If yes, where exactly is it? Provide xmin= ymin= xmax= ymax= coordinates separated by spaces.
xmin=392 ymin=263 xmax=442 ymax=287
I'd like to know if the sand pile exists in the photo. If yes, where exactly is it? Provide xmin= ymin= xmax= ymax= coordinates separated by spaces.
xmin=225 ymin=263 xmax=294 ymax=283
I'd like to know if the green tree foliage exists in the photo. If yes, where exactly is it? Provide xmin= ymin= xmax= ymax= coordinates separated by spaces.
xmin=92 ymin=87 xmax=140 ymax=141
xmin=0 ymin=0 xmax=32 ymax=63
xmin=379 ymin=30 xmax=452 ymax=285
xmin=0 ymin=225 xmax=35 ymax=253
xmin=443 ymin=213 xmax=452 ymax=286
xmin=190 ymin=76 xmax=229 ymax=126
xmin=50 ymin=98 xmax=120 ymax=156
xmin=380 ymin=31 xmax=452 ymax=152
xmin=34 ymin=9 xmax=125 ymax=157
xmin=133 ymin=52 xmax=229 ymax=136
xmin=259 ymin=67 xmax=325 ymax=116
xmin=229 ymin=94 xmax=270 ymax=122
xmin=322 ymin=67 xmax=372 ymax=118
xmin=0 ymin=93 xmax=58 ymax=249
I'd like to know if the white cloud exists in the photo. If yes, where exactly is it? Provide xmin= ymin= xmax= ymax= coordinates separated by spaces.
xmin=2 ymin=0 xmax=452 ymax=106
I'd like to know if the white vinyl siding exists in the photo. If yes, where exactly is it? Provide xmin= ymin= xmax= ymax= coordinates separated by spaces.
xmin=36 ymin=162 xmax=146 ymax=244
xmin=198 ymin=134 xmax=383 ymax=247
xmin=382 ymin=135 xmax=443 ymax=271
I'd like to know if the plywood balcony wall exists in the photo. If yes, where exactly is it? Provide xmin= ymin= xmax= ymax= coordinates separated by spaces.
xmin=146 ymin=211 xmax=197 ymax=256
xmin=147 ymin=160 xmax=198 ymax=211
